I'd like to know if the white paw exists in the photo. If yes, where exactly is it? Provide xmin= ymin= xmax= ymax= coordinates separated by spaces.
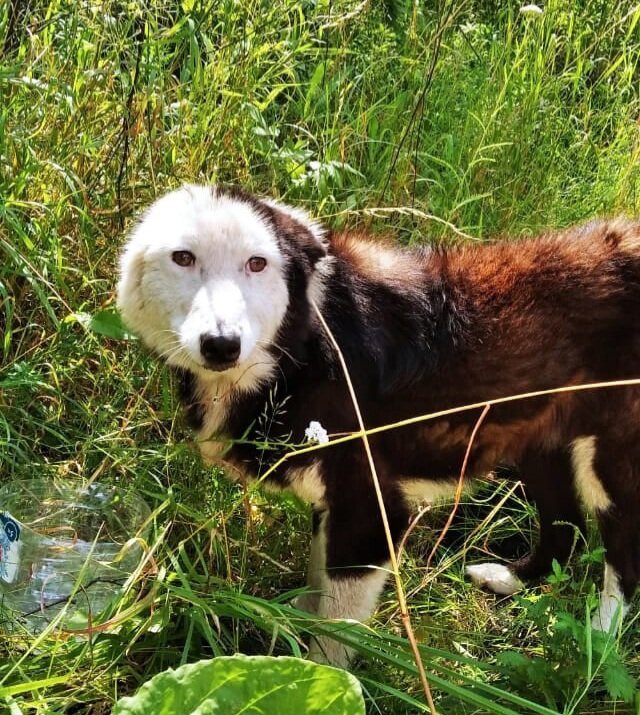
xmin=466 ymin=562 xmax=523 ymax=595
xmin=308 ymin=635 xmax=353 ymax=668
xmin=591 ymin=597 xmax=628 ymax=633
xmin=291 ymin=592 xmax=320 ymax=614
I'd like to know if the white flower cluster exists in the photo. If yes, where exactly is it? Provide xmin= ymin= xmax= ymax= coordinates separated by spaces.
xmin=520 ymin=4 xmax=543 ymax=16
xmin=304 ymin=420 xmax=329 ymax=444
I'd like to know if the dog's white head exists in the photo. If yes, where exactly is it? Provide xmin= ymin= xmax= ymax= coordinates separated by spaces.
xmin=117 ymin=185 xmax=326 ymax=390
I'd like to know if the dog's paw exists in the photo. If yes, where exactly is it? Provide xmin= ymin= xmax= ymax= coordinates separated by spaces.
xmin=591 ymin=598 xmax=628 ymax=633
xmin=291 ymin=592 xmax=320 ymax=614
xmin=308 ymin=636 xmax=353 ymax=669
xmin=465 ymin=562 xmax=523 ymax=595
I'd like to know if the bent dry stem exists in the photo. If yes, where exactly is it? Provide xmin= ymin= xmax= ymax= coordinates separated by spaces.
xmin=254 ymin=377 xmax=640 ymax=483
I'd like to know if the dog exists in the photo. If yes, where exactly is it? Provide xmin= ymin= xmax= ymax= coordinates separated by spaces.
xmin=117 ymin=184 xmax=640 ymax=666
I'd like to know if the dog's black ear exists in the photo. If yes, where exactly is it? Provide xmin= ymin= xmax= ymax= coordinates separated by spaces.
xmin=270 ymin=206 xmax=327 ymax=271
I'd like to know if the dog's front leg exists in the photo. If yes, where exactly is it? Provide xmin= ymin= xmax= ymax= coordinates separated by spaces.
xmin=306 ymin=506 xmax=394 ymax=668
xmin=308 ymin=564 xmax=391 ymax=667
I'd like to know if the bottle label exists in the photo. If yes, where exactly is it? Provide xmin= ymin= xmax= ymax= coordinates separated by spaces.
xmin=0 ymin=512 xmax=22 ymax=584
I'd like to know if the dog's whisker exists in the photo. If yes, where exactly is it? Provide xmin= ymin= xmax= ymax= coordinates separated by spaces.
xmin=256 ymin=339 xmax=303 ymax=367
xmin=156 ymin=343 xmax=186 ymax=362
xmin=157 ymin=341 xmax=182 ymax=357
xmin=147 ymin=328 xmax=180 ymax=342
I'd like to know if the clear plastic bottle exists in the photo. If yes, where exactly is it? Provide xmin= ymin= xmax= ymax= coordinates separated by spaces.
xmin=0 ymin=480 xmax=150 ymax=632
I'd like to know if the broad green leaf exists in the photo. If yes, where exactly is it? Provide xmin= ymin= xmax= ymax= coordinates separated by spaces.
xmin=112 ymin=655 xmax=365 ymax=715
xmin=73 ymin=310 xmax=137 ymax=341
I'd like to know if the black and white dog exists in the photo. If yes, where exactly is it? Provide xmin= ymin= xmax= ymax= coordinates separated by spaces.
xmin=117 ymin=185 xmax=640 ymax=665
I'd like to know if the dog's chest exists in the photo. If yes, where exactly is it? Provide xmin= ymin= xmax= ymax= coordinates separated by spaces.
xmin=191 ymin=376 xmax=294 ymax=483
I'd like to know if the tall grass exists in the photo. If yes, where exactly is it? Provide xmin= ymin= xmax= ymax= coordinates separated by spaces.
xmin=1 ymin=0 xmax=640 ymax=712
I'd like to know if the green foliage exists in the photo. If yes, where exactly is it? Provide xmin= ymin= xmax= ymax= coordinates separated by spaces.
xmin=111 ymin=655 xmax=365 ymax=714
xmin=496 ymin=550 xmax=637 ymax=709
xmin=1 ymin=0 xmax=640 ymax=713
xmin=74 ymin=309 xmax=137 ymax=340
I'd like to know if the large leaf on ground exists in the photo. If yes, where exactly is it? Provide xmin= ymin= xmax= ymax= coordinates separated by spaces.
xmin=112 ymin=655 xmax=365 ymax=715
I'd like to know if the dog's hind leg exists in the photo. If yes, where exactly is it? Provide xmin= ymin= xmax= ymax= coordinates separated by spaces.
xmin=588 ymin=435 xmax=639 ymax=632
xmin=516 ymin=447 xmax=586 ymax=579
xmin=467 ymin=448 xmax=585 ymax=594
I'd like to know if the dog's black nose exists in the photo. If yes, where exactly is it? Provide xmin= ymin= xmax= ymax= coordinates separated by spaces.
xmin=200 ymin=334 xmax=241 ymax=365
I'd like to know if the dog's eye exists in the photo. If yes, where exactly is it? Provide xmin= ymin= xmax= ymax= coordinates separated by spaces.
xmin=246 ymin=256 xmax=267 ymax=273
xmin=172 ymin=250 xmax=195 ymax=267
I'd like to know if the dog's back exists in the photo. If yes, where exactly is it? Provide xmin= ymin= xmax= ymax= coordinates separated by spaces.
xmin=318 ymin=219 xmax=640 ymax=643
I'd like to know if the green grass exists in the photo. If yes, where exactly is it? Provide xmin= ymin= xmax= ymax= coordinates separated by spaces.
xmin=2 ymin=0 xmax=640 ymax=712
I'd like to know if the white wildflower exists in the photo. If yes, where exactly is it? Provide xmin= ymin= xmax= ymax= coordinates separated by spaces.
xmin=520 ymin=4 xmax=543 ymax=16
xmin=304 ymin=420 xmax=329 ymax=444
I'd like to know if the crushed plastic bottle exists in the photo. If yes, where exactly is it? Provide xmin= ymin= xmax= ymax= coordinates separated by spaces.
xmin=0 ymin=480 xmax=150 ymax=633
